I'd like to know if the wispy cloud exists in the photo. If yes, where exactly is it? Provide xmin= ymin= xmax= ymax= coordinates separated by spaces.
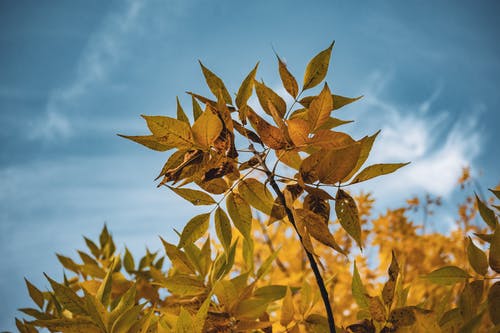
xmin=31 ymin=0 xmax=145 ymax=140
xmin=351 ymin=70 xmax=482 ymax=199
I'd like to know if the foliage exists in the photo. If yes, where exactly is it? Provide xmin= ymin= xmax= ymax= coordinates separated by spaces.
xmin=16 ymin=43 xmax=500 ymax=332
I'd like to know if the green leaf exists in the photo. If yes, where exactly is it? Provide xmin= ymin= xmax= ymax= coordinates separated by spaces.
xmin=475 ymin=193 xmax=498 ymax=228
xmin=178 ymin=213 xmax=211 ymax=248
xmin=352 ymin=261 xmax=369 ymax=309
xmin=236 ymin=63 xmax=259 ymax=109
xmin=423 ymin=266 xmax=471 ymax=285
xmin=25 ymin=278 xmax=44 ymax=309
xmin=303 ymin=41 xmax=334 ymax=90
xmin=277 ymin=55 xmax=299 ymax=98
xmin=349 ymin=163 xmax=410 ymax=185
xmin=117 ymin=134 xmax=173 ymax=151
xmin=335 ymin=189 xmax=362 ymax=249
xmin=141 ymin=115 xmax=194 ymax=148
xmin=191 ymin=106 xmax=223 ymax=148
xmin=226 ymin=192 xmax=252 ymax=240
xmin=215 ymin=207 xmax=232 ymax=254
xmin=466 ymin=237 xmax=488 ymax=275
xmin=489 ymin=226 xmax=500 ymax=273
xmin=169 ymin=186 xmax=216 ymax=206
xmin=44 ymin=274 xmax=88 ymax=315
xmin=307 ymin=83 xmax=333 ymax=131
xmin=176 ymin=96 xmax=189 ymax=123
xmin=280 ymin=287 xmax=295 ymax=327
xmin=254 ymin=80 xmax=287 ymax=118
xmin=238 ymin=178 xmax=274 ymax=215
xmin=199 ymin=61 xmax=232 ymax=105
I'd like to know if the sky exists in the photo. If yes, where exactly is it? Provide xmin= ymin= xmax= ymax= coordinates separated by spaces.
xmin=1 ymin=0 xmax=499 ymax=330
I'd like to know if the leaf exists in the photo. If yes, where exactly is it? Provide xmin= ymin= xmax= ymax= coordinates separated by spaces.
xmin=246 ymin=107 xmax=288 ymax=149
xmin=160 ymin=237 xmax=195 ymax=274
xmin=280 ymin=287 xmax=295 ymax=327
xmin=254 ymin=80 xmax=287 ymax=118
xmin=333 ymin=94 xmax=363 ymax=110
xmin=489 ymin=226 xmax=500 ymax=273
xmin=199 ymin=61 xmax=232 ymax=105
xmin=178 ymin=213 xmax=211 ymax=248
xmin=342 ymin=130 xmax=380 ymax=182
xmin=191 ymin=106 xmax=223 ymax=148
xmin=160 ymin=274 xmax=205 ymax=296
xmin=254 ymin=285 xmax=291 ymax=302
xmin=308 ymin=130 xmax=355 ymax=150
xmin=277 ymin=55 xmax=299 ymax=98
xmin=490 ymin=188 xmax=500 ymax=200
xmin=382 ymin=251 xmax=400 ymax=306
xmin=111 ymin=305 xmax=143 ymax=333
xmin=317 ymin=143 xmax=361 ymax=184
xmin=193 ymin=295 xmax=212 ymax=333
xmin=368 ymin=296 xmax=386 ymax=322
xmin=123 ymin=247 xmax=134 ymax=273
xmin=83 ymin=292 xmax=108 ymax=332
xmin=287 ymin=118 xmax=310 ymax=147
xmin=234 ymin=298 xmax=269 ymax=320
xmin=96 ymin=258 xmax=115 ymax=306
xmin=466 ymin=236 xmax=488 ymax=275
xmin=352 ymin=261 xmax=369 ymax=309
xmin=169 ymin=186 xmax=216 ymax=206
xmin=226 ymin=192 xmax=252 ymax=240
xmin=238 ymin=178 xmax=274 ymax=215
xmin=488 ymin=281 xmax=500 ymax=325
xmin=295 ymin=208 xmax=346 ymax=255
xmin=44 ymin=274 xmax=88 ymax=315
xmin=303 ymin=193 xmax=330 ymax=223
xmin=141 ymin=115 xmax=194 ymax=148
xmin=307 ymin=83 xmax=333 ymax=131
xmin=349 ymin=163 xmax=410 ymax=185
xmin=117 ymin=134 xmax=173 ymax=151
xmin=191 ymin=96 xmax=203 ymax=120
xmin=335 ymin=189 xmax=362 ymax=249
xmin=303 ymin=41 xmax=334 ymax=90
xmin=459 ymin=280 xmax=484 ymax=321
xmin=109 ymin=284 xmax=136 ymax=326
xmin=33 ymin=318 xmax=101 ymax=333
xmin=25 ymin=278 xmax=44 ymax=309
xmin=176 ymin=96 xmax=189 ymax=123
xmin=236 ymin=63 xmax=258 ymax=109
xmin=423 ymin=266 xmax=471 ymax=285
xmin=215 ymin=207 xmax=232 ymax=254
xmin=475 ymin=193 xmax=498 ymax=228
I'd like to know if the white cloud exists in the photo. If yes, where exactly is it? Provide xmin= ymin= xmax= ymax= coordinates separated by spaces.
xmin=350 ymin=71 xmax=482 ymax=199
xmin=31 ymin=0 xmax=146 ymax=141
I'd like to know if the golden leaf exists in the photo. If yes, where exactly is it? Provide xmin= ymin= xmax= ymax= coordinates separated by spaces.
xmin=199 ymin=61 xmax=232 ymax=105
xmin=178 ymin=213 xmax=211 ymax=248
xmin=117 ymin=134 xmax=173 ymax=152
xmin=316 ymin=143 xmax=361 ymax=184
xmin=215 ymin=207 xmax=232 ymax=254
xmin=349 ymin=163 xmax=410 ymax=185
xmin=191 ymin=106 xmax=223 ymax=148
xmin=307 ymin=83 xmax=333 ymax=131
xmin=302 ymin=41 xmax=334 ymax=90
xmin=169 ymin=186 xmax=216 ymax=206
xmin=141 ymin=115 xmax=194 ymax=149
xmin=280 ymin=287 xmax=295 ymax=327
xmin=335 ymin=189 xmax=362 ymax=249
xmin=254 ymin=80 xmax=287 ymax=118
xmin=236 ymin=62 xmax=259 ymax=109
xmin=277 ymin=55 xmax=299 ymax=98
xmin=247 ymin=107 xmax=288 ymax=150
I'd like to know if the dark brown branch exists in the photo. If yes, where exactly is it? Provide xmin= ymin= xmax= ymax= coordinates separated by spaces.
xmin=250 ymin=146 xmax=337 ymax=333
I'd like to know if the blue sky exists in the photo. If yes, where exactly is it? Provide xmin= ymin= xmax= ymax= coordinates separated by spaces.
xmin=1 ymin=0 xmax=499 ymax=330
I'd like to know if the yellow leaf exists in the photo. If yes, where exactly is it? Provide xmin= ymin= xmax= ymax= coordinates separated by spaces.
xmin=280 ymin=287 xmax=295 ymax=327
xmin=234 ymin=298 xmax=269 ymax=320
xmin=96 ymin=258 xmax=116 ymax=306
xmin=382 ymin=251 xmax=400 ymax=306
xmin=160 ymin=238 xmax=196 ymax=274
xmin=307 ymin=83 xmax=333 ymax=131
xmin=168 ymin=186 xmax=215 ymax=206
xmin=278 ymin=150 xmax=302 ymax=170
xmin=475 ymin=193 xmax=498 ymax=229
xmin=317 ymin=143 xmax=361 ymax=184
xmin=193 ymin=295 xmax=212 ymax=333
xmin=287 ymin=118 xmax=310 ymax=147
xmin=24 ymin=279 xmax=44 ymax=309
xmin=254 ymin=80 xmax=287 ymax=118
xmin=44 ymin=274 xmax=88 ymax=315
xmin=238 ymin=178 xmax=274 ymax=215
xmin=352 ymin=261 xmax=369 ymax=309
xmin=247 ymin=107 xmax=288 ymax=150
xmin=236 ymin=62 xmax=259 ymax=109
xmin=178 ymin=213 xmax=211 ymax=248
xmin=303 ymin=41 xmax=334 ymax=90
xmin=161 ymin=274 xmax=205 ymax=296
xmin=109 ymin=284 xmax=136 ymax=326
xmin=191 ymin=96 xmax=203 ymax=120
xmin=199 ymin=61 xmax=232 ymax=105
xmin=215 ymin=207 xmax=232 ymax=254
xmin=466 ymin=236 xmax=488 ymax=275
xmin=489 ymin=226 xmax=500 ymax=273
xmin=349 ymin=163 xmax=410 ymax=185
xmin=342 ymin=130 xmax=380 ymax=182
xmin=176 ymin=96 xmax=189 ymax=123
xmin=83 ymin=292 xmax=108 ymax=332
xmin=226 ymin=192 xmax=252 ymax=240
xmin=423 ymin=266 xmax=471 ymax=285
xmin=117 ymin=134 xmax=173 ymax=151
xmin=317 ymin=117 xmax=354 ymax=131
xmin=295 ymin=208 xmax=346 ymax=255
xmin=191 ymin=106 xmax=223 ymax=148
xmin=141 ymin=115 xmax=194 ymax=149
xmin=335 ymin=189 xmax=362 ymax=249
xmin=299 ymin=93 xmax=361 ymax=110
xmin=176 ymin=307 xmax=195 ymax=333
xmin=277 ymin=55 xmax=299 ymax=98
xmin=308 ymin=130 xmax=355 ymax=150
